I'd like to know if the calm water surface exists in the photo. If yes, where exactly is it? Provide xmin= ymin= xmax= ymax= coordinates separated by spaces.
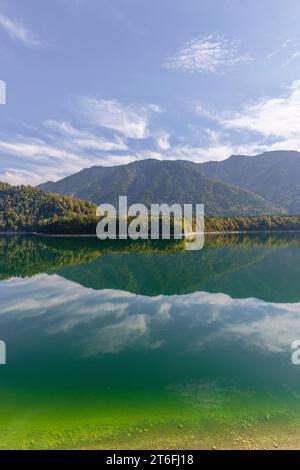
xmin=0 ymin=234 xmax=300 ymax=449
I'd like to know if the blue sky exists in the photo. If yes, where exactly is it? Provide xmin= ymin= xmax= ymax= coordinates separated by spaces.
xmin=1 ymin=0 xmax=300 ymax=184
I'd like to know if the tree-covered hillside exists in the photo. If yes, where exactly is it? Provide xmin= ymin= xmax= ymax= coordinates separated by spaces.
xmin=2 ymin=182 xmax=300 ymax=235
xmin=0 ymin=182 xmax=97 ymax=231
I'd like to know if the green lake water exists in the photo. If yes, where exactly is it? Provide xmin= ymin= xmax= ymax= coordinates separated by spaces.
xmin=0 ymin=234 xmax=300 ymax=449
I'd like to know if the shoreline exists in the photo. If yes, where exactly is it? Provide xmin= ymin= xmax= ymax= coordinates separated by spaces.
xmin=1 ymin=229 xmax=300 ymax=238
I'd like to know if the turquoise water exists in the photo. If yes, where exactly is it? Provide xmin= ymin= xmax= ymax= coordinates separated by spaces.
xmin=0 ymin=234 xmax=300 ymax=449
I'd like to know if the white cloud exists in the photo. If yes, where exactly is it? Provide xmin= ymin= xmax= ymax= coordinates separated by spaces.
xmin=163 ymin=34 xmax=251 ymax=73
xmin=0 ymin=138 xmax=76 ymax=161
xmin=281 ymin=51 xmax=300 ymax=68
xmin=133 ymin=142 xmax=264 ymax=165
xmin=44 ymin=120 xmax=128 ymax=152
xmin=0 ymin=13 xmax=39 ymax=46
xmin=0 ymin=134 xmax=133 ymax=185
xmin=1 ymin=274 xmax=300 ymax=356
xmin=0 ymin=112 xmax=136 ymax=185
xmin=0 ymin=129 xmax=262 ymax=185
xmin=78 ymin=97 xmax=162 ymax=139
xmin=192 ymin=80 xmax=300 ymax=156
xmin=156 ymin=130 xmax=170 ymax=150
xmin=0 ymin=80 xmax=5 ymax=104
xmin=5 ymin=80 xmax=300 ymax=187
xmin=0 ymin=136 xmax=88 ymax=184
xmin=266 ymin=50 xmax=279 ymax=60
xmin=222 ymin=80 xmax=300 ymax=145
xmin=133 ymin=124 xmax=273 ymax=164
xmin=0 ymin=168 xmax=58 ymax=186
xmin=223 ymin=312 xmax=300 ymax=353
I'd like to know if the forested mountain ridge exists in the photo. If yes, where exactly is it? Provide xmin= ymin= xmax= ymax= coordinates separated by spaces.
xmin=38 ymin=159 xmax=283 ymax=216
xmin=39 ymin=151 xmax=300 ymax=214
xmin=3 ymin=150 xmax=300 ymax=233
xmin=200 ymin=150 xmax=300 ymax=213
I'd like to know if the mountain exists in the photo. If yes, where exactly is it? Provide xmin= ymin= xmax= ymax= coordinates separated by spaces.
xmin=201 ymin=150 xmax=300 ymax=214
xmin=0 ymin=182 xmax=96 ymax=231
xmin=38 ymin=159 xmax=282 ymax=216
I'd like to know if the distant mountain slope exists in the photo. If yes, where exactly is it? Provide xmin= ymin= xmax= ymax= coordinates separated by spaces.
xmin=0 ymin=182 xmax=96 ymax=231
xmin=38 ymin=159 xmax=281 ymax=216
xmin=201 ymin=150 xmax=300 ymax=214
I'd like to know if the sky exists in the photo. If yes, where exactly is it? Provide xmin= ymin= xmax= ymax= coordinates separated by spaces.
xmin=1 ymin=0 xmax=300 ymax=185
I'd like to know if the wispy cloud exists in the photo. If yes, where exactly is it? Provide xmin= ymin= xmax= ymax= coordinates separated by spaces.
xmin=2 ymin=274 xmax=300 ymax=356
xmin=44 ymin=120 xmax=128 ymax=152
xmin=4 ymin=79 xmax=300 ymax=186
xmin=281 ymin=51 xmax=300 ymax=68
xmin=266 ymin=50 xmax=279 ymax=60
xmin=264 ymin=35 xmax=300 ymax=68
xmin=222 ymin=80 xmax=300 ymax=141
xmin=133 ymin=141 xmax=268 ymax=165
xmin=0 ymin=136 xmax=87 ymax=185
xmin=0 ymin=13 xmax=39 ymax=47
xmin=155 ymin=130 xmax=170 ymax=150
xmin=163 ymin=34 xmax=251 ymax=73
xmin=0 ymin=119 xmax=131 ymax=185
xmin=0 ymin=96 xmax=164 ymax=184
xmin=193 ymin=79 xmax=300 ymax=156
xmin=0 ymin=80 xmax=5 ymax=104
xmin=78 ymin=98 xmax=162 ymax=139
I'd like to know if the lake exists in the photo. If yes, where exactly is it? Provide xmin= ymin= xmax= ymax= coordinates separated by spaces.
xmin=0 ymin=234 xmax=300 ymax=449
